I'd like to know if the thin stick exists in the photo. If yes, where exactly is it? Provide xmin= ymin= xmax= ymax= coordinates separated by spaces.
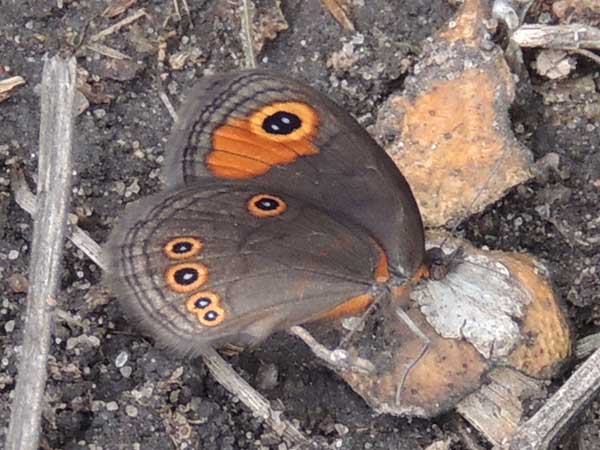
xmin=511 ymin=24 xmax=600 ymax=50
xmin=10 ymin=171 xmax=311 ymax=447
xmin=12 ymin=168 xmax=106 ymax=271
xmin=5 ymin=56 xmax=77 ymax=450
xmin=90 ymin=9 xmax=148 ymax=42
xmin=509 ymin=347 xmax=600 ymax=450
xmin=197 ymin=347 xmax=313 ymax=447
xmin=567 ymin=48 xmax=600 ymax=65
xmin=240 ymin=0 xmax=257 ymax=69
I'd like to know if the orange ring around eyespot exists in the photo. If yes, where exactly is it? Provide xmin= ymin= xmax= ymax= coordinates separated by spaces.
xmin=247 ymin=194 xmax=287 ymax=218
xmin=164 ymin=262 xmax=208 ymax=293
xmin=249 ymin=101 xmax=318 ymax=143
xmin=163 ymin=237 xmax=204 ymax=260
xmin=186 ymin=291 xmax=221 ymax=313
xmin=185 ymin=292 xmax=226 ymax=327
xmin=198 ymin=306 xmax=225 ymax=327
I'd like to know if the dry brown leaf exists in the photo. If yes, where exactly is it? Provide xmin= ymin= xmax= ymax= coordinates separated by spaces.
xmin=374 ymin=0 xmax=532 ymax=227
xmin=553 ymin=0 xmax=600 ymax=25
xmin=252 ymin=0 xmax=289 ymax=53
xmin=102 ymin=0 xmax=139 ymax=18
xmin=321 ymin=0 xmax=355 ymax=31
xmin=0 ymin=76 xmax=26 ymax=102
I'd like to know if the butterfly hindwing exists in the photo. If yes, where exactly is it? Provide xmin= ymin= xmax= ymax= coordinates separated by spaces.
xmin=105 ymin=181 xmax=386 ymax=355
xmin=164 ymin=70 xmax=425 ymax=278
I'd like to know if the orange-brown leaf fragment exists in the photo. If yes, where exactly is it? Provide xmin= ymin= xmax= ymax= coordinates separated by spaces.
xmin=103 ymin=0 xmax=139 ymax=18
xmin=0 ymin=76 xmax=25 ymax=103
xmin=374 ymin=0 xmax=532 ymax=227
xmin=321 ymin=0 xmax=355 ymax=31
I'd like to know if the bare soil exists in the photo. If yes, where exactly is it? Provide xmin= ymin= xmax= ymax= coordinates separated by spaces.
xmin=0 ymin=1 xmax=598 ymax=449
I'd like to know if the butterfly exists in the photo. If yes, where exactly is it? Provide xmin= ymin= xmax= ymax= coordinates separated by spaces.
xmin=105 ymin=69 xmax=427 ymax=355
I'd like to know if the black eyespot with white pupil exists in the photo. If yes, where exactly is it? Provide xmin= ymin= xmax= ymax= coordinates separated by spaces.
xmin=172 ymin=242 xmax=192 ymax=254
xmin=194 ymin=297 xmax=212 ymax=309
xmin=262 ymin=111 xmax=301 ymax=135
xmin=204 ymin=311 xmax=219 ymax=322
xmin=255 ymin=197 xmax=279 ymax=211
xmin=174 ymin=268 xmax=198 ymax=285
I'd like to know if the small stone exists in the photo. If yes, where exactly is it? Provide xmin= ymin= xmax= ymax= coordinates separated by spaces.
xmin=115 ymin=351 xmax=128 ymax=368
xmin=93 ymin=108 xmax=106 ymax=119
xmin=334 ymin=424 xmax=349 ymax=436
xmin=7 ymin=273 xmax=28 ymax=293
xmin=120 ymin=366 xmax=133 ymax=378
xmin=106 ymin=401 xmax=119 ymax=411
xmin=8 ymin=250 xmax=19 ymax=260
xmin=256 ymin=363 xmax=278 ymax=390
xmin=125 ymin=405 xmax=138 ymax=417
xmin=4 ymin=320 xmax=15 ymax=333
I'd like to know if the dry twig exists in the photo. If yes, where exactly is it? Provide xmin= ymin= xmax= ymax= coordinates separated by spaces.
xmin=5 ymin=56 xmax=77 ymax=450
xmin=512 ymin=24 xmax=600 ymax=49
xmin=90 ymin=8 xmax=148 ymax=42
xmin=509 ymin=348 xmax=600 ymax=450
xmin=240 ymin=0 xmax=257 ymax=69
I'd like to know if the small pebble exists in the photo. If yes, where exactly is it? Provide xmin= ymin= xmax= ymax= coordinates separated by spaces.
xmin=7 ymin=273 xmax=28 ymax=293
xmin=125 ymin=405 xmax=138 ymax=417
xmin=4 ymin=320 xmax=15 ymax=333
xmin=115 ymin=351 xmax=129 ymax=368
xmin=8 ymin=250 xmax=19 ymax=260
xmin=120 ymin=366 xmax=133 ymax=378
xmin=93 ymin=108 xmax=106 ymax=119
xmin=106 ymin=401 xmax=119 ymax=411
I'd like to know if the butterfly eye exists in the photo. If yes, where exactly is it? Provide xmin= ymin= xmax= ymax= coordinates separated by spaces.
xmin=165 ymin=262 xmax=208 ymax=293
xmin=247 ymin=194 xmax=287 ymax=217
xmin=164 ymin=237 xmax=203 ymax=259
xmin=262 ymin=111 xmax=301 ymax=135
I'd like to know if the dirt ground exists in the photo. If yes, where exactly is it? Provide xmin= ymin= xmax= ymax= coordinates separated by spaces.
xmin=0 ymin=1 xmax=599 ymax=449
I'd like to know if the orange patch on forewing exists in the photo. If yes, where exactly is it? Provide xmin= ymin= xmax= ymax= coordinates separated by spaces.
xmin=164 ymin=262 xmax=208 ymax=293
xmin=317 ymin=293 xmax=374 ymax=321
xmin=375 ymin=250 xmax=390 ymax=283
xmin=163 ymin=236 xmax=204 ymax=260
xmin=207 ymin=101 xmax=319 ymax=179
xmin=186 ymin=291 xmax=225 ymax=327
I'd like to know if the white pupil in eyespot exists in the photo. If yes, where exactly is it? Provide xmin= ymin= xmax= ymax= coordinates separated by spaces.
xmin=270 ymin=124 xmax=280 ymax=131
xmin=281 ymin=117 xmax=290 ymax=124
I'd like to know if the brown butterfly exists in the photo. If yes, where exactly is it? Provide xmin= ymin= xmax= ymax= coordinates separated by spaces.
xmin=105 ymin=70 xmax=426 ymax=355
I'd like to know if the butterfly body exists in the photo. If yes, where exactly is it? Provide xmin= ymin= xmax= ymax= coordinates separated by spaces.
xmin=106 ymin=70 xmax=426 ymax=355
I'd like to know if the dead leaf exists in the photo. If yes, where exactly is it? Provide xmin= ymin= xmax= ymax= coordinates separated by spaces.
xmin=373 ymin=0 xmax=532 ymax=227
xmin=252 ymin=0 xmax=289 ymax=53
xmin=102 ymin=0 xmax=139 ymax=18
xmin=536 ymin=49 xmax=577 ymax=79
xmin=0 ymin=76 xmax=25 ymax=102
xmin=321 ymin=0 xmax=355 ymax=31
xmin=78 ymin=82 xmax=114 ymax=104
xmin=553 ymin=0 xmax=600 ymax=26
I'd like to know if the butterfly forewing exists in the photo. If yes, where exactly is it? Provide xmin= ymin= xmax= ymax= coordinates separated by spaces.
xmin=164 ymin=70 xmax=425 ymax=279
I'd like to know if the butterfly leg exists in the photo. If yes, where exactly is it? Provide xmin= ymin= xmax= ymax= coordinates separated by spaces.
xmin=336 ymin=287 xmax=389 ymax=349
